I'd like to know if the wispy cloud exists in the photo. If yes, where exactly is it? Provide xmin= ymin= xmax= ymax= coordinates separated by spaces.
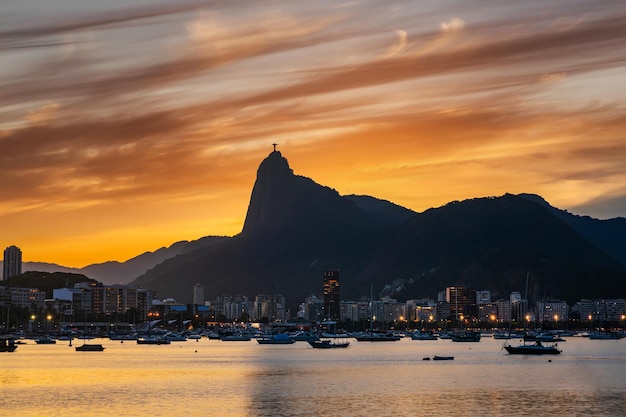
xmin=1 ymin=0 xmax=626 ymax=265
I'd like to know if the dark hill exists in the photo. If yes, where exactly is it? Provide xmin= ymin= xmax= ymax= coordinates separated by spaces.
xmin=360 ymin=194 xmax=626 ymax=304
xmin=131 ymin=151 xmax=626 ymax=308
xmin=5 ymin=271 xmax=97 ymax=299
xmin=518 ymin=193 xmax=626 ymax=267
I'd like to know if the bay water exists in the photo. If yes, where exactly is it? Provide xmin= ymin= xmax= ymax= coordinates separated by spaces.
xmin=2 ymin=336 xmax=625 ymax=416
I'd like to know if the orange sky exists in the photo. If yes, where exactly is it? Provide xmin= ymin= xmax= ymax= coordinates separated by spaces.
xmin=1 ymin=1 xmax=626 ymax=267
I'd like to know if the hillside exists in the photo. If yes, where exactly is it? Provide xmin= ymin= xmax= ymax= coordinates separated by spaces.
xmin=131 ymin=151 xmax=626 ymax=307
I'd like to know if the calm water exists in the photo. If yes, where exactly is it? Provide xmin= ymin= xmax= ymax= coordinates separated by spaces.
xmin=1 ymin=336 xmax=625 ymax=417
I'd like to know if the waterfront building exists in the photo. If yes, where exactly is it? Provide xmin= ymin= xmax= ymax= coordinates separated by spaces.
xmin=323 ymin=270 xmax=340 ymax=320
xmin=445 ymin=286 xmax=477 ymax=320
xmin=510 ymin=291 xmax=528 ymax=322
xmin=252 ymin=294 xmax=286 ymax=322
xmin=302 ymin=294 xmax=324 ymax=322
xmin=193 ymin=283 xmax=205 ymax=306
xmin=53 ymin=283 xmax=153 ymax=318
xmin=215 ymin=294 xmax=250 ymax=321
xmin=576 ymin=298 xmax=625 ymax=323
xmin=0 ymin=286 xmax=45 ymax=309
xmin=381 ymin=297 xmax=407 ymax=323
xmin=495 ymin=299 xmax=512 ymax=322
xmin=537 ymin=298 xmax=569 ymax=322
xmin=406 ymin=298 xmax=437 ymax=323
xmin=477 ymin=303 xmax=499 ymax=322
xmin=3 ymin=245 xmax=22 ymax=280
xmin=340 ymin=301 xmax=359 ymax=322
xmin=340 ymin=300 xmax=369 ymax=322
xmin=476 ymin=290 xmax=491 ymax=304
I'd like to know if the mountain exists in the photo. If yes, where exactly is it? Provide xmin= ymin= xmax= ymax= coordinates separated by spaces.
xmin=10 ymin=237 xmax=228 ymax=285
xmin=518 ymin=193 xmax=626 ymax=267
xmin=361 ymin=195 xmax=626 ymax=303
xmin=131 ymin=150 xmax=626 ymax=307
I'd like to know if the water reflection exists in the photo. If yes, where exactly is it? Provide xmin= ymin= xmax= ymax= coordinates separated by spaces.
xmin=1 ymin=338 xmax=625 ymax=417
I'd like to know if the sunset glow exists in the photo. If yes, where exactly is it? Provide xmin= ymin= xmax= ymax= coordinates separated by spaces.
xmin=1 ymin=0 xmax=625 ymax=267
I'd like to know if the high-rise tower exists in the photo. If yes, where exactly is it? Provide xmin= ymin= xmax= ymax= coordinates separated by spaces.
xmin=323 ymin=270 xmax=340 ymax=320
xmin=3 ymin=245 xmax=22 ymax=280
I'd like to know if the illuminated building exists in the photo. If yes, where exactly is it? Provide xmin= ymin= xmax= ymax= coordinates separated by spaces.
xmin=323 ymin=270 xmax=340 ymax=320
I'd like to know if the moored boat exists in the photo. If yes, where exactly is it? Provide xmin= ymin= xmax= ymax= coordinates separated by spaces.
xmin=290 ymin=331 xmax=320 ymax=342
xmin=410 ymin=330 xmax=438 ymax=341
xmin=588 ymin=330 xmax=623 ymax=340
xmin=450 ymin=331 xmax=481 ymax=342
xmin=76 ymin=343 xmax=105 ymax=352
xmin=504 ymin=340 xmax=561 ymax=355
xmin=432 ymin=355 xmax=454 ymax=360
xmin=220 ymin=334 xmax=252 ymax=341
xmin=256 ymin=334 xmax=295 ymax=345
xmin=355 ymin=332 xmax=401 ymax=342
xmin=0 ymin=337 xmax=18 ymax=352
xmin=137 ymin=336 xmax=171 ymax=345
xmin=308 ymin=339 xmax=350 ymax=349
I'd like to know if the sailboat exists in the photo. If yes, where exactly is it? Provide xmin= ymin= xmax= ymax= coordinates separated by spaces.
xmin=76 ymin=342 xmax=105 ymax=351
xmin=355 ymin=285 xmax=401 ymax=342
xmin=503 ymin=272 xmax=561 ymax=355
xmin=588 ymin=301 xmax=624 ymax=340
xmin=76 ymin=315 xmax=105 ymax=352
xmin=504 ymin=340 xmax=561 ymax=355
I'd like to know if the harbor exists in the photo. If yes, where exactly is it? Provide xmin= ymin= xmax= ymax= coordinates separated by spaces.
xmin=2 ymin=334 xmax=624 ymax=417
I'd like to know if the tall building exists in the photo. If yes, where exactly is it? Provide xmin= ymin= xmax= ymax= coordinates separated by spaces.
xmin=3 ymin=245 xmax=22 ymax=280
xmin=193 ymin=283 xmax=205 ymax=306
xmin=323 ymin=270 xmax=340 ymax=320
xmin=445 ymin=286 xmax=477 ymax=320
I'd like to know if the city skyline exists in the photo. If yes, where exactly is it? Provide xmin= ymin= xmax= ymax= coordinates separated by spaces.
xmin=2 ymin=1 xmax=626 ymax=267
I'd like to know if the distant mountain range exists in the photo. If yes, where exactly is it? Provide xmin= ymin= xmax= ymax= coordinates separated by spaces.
xmin=10 ymin=150 xmax=626 ymax=308
xmin=8 ymin=236 xmax=228 ymax=286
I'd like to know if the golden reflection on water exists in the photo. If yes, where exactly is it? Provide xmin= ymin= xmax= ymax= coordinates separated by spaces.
xmin=1 ymin=338 xmax=625 ymax=417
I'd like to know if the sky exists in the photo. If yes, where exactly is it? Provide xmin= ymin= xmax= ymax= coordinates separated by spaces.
xmin=1 ymin=0 xmax=626 ymax=268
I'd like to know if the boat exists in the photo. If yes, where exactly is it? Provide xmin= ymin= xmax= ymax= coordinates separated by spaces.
xmin=137 ymin=336 xmax=171 ymax=345
xmin=523 ymin=332 xmax=565 ymax=342
xmin=504 ymin=340 xmax=561 ymax=355
xmin=410 ymin=330 xmax=438 ymax=341
xmin=290 ymin=331 xmax=320 ymax=342
xmin=355 ymin=332 xmax=401 ymax=342
xmin=356 ymin=285 xmax=401 ymax=342
xmin=308 ymin=339 xmax=350 ymax=349
xmin=432 ymin=355 xmax=454 ymax=360
xmin=450 ymin=331 xmax=481 ymax=342
xmin=588 ymin=330 xmax=623 ymax=340
xmin=0 ymin=337 xmax=18 ymax=352
xmin=109 ymin=333 xmax=138 ymax=341
xmin=163 ymin=332 xmax=188 ymax=342
xmin=76 ymin=343 xmax=105 ymax=352
xmin=220 ymin=334 xmax=252 ymax=341
xmin=492 ymin=331 xmax=525 ymax=340
xmin=256 ymin=333 xmax=295 ymax=345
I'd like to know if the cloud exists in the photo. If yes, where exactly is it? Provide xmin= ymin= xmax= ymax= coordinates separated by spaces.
xmin=440 ymin=17 xmax=465 ymax=32
xmin=572 ymin=192 xmax=626 ymax=219
xmin=2 ymin=0 xmax=626 ymax=264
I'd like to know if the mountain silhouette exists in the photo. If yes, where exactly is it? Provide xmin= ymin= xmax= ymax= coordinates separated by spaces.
xmin=130 ymin=150 xmax=626 ymax=308
xmin=12 ymin=237 xmax=227 ymax=285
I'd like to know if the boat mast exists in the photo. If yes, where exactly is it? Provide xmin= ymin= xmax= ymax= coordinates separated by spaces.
xmin=369 ymin=285 xmax=374 ymax=334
